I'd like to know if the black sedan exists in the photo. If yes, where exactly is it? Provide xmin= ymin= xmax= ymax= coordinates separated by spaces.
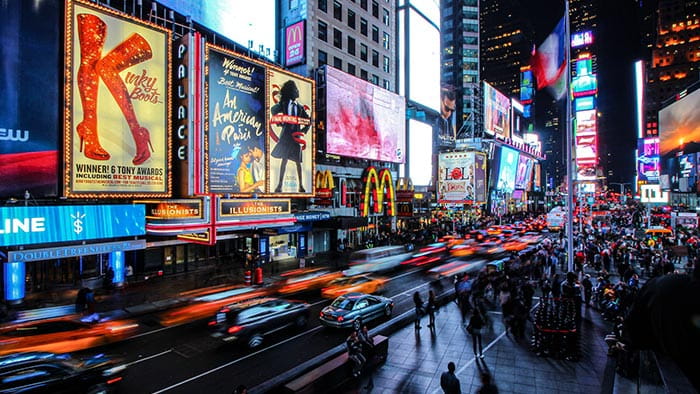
xmin=319 ymin=293 xmax=394 ymax=330
xmin=209 ymin=298 xmax=310 ymax=349
xmin=0 ymin=352 xmax=127 ymax=393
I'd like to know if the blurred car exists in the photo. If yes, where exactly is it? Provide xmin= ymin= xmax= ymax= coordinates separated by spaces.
xmin=449 ymin=243 xmax=478 ymax=258
xmin=319 ymin=293 xmax=393 ymax=330
xmin=321 ymin=275 xmax=387 ymax=299
xmin=159 ymin=285 xmax=272 ymax=326
xmin=274 ymin=268 xmax=343 ymax=295
xmin=401 ymin=243 xmax=449 ymax=267
xmin=209 ymin=298 xmax=309 ymax=349
xmin=427 ymin=258 xmax=487 ymax=280
xmin=0 ymin=316 xmax=138 ymax=356
xmin=503 ymin=239 xmax=528 ymax=252
xmin=0 ymin=352 xmax=126 ymax=393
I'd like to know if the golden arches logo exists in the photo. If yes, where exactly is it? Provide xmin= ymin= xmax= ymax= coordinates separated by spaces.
xmin=315 ymin=170 xmax=335 ymax=189
xmin=287 ymin=24 xmax=303 ymax=44
xmin=360 ymin=167 xmax=395 ymax=217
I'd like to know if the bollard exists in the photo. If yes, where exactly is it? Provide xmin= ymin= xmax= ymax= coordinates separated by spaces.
xmin=254 ymin=267 xmax=263 ymax=285
xmin=244 ymin=270 xmax=252 ymax=286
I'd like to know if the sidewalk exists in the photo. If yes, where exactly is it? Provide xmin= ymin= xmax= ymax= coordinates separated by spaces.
xmin=344 ymin=300 xmax=612 ymax=394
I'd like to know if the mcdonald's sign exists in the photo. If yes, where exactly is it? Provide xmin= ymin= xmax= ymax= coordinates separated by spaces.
xmin=314 ymin=170 xmax=334 ymax=205
xmin=285 ymin=20 xmax=306 ymax=67
xmin=395 ymin=177 xmax=415 ymax=202
xmin=359 ymin=167 xmax=396 ymax=217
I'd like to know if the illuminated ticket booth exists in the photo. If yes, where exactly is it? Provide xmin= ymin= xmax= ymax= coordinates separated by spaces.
xmin=0 ymin=204 xmax=146 ymax=303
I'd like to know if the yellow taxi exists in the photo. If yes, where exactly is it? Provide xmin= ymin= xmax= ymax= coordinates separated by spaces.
xmin=320 ymin=275 xmax=387 ymax=299
xmin=275 ymin=268 xmax=343 ymax=295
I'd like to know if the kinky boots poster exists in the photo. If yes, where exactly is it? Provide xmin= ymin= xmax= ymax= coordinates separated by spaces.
xmin=206 ymin=46 xmax=266 ymax=195
xmin=65 ymin=0 xmax=171 ymax=197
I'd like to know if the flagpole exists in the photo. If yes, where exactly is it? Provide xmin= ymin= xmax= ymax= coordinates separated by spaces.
xmin=564 ymin=0 xmax=574 ymax=273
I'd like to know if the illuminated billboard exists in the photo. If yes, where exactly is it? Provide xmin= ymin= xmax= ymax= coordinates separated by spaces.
xmin=514 ymin=155 xmax=533 ymax=190
xmin=574 ymin=96 xmax=595 ymax=112
xmin=497 ymin=146 xmax=519 ymax=192
xmin=571 ymin=31 xmax=593 ymax=48
xmin=285 ymin=20 xmax=305 ymax=67
xmin=267 ymin=68 xmax=315 ymax=195
xmin=520 ymin=68 xmax=534 ymax=104
xmin=399 ymin=6 xmax=440 ymax=112
xmin=408 ymin=120 xmax=433 ymax=186
xmin=575 ymin=109 xmax=597 ymax=167
xmin=0 ymin=0 xmax=60 ymax=199
xmin=65 ymin=0 xmax=172 ymax=198
xmin=571 ymin=57 xmax=597 ymax=97
xmin=637 ymin=138 xmax=660 ymax=182
xmin=438 ymin=151 xmax=487 ymax=203
xmin=206 ymin=46 xmax=267 ymax=194
xmin=483 ymin=82 xmax=511 ymax=138
xmin=325 ymin=66 xmax=406 ymax=163
xmin=659 ymin=88 xmax=700 ymax=173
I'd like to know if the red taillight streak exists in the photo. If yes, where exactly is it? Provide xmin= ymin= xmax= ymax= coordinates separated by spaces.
xmin=337 ymin=316 xmax=344 ymax=322
xmin=208 ymin=321 xmax=216 ymax=326
xmin=228 ymin=325 xmax=243 ymax=334
xmin=107 ymin=377 xmax=122 ymax=385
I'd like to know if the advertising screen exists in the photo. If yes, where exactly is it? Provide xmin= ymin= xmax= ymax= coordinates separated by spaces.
xmin=572 ymin=58 xmax=597 ymax=97
xmin=512 ymin=99 xmax=525 ymax=142
xmin=407 ymin=9 xmax=440 ymax=111
xmin=438 ymin=152 xmax=486 ymax=203
xmin=207 ymin=46 xmax=267 ymax=194
xmin=267 ymin=68 xmax=314 ymax=195
xmin=0 ymin=0 xmax=60 ymax=199
xmin=571 ymin=31 xmax=593 ymax=48
xmin=637 ymin=138 xmax=660 ymax=182
xmin=483 ymin=82 xmax=511 ymax=138
xmin=408 ymin=120 xmax=433 ymax=186
xmin=659 ymin=88 xmax=700 ymax=173
xmin=520 ymin=69 xmax=534 ymax=104
xmin=285 ymin=20 xmax=305 ymax=67
xmin=680 ymin=153 xmax=695 ymax=178
xmin=66 ymin=0 xmax=171 ymax=197
xmin=0 ymin=204 xmax=145 ymax=247
xmin=325 ymin=66 xmax=406 ymax=163
xmin=574 ymin=96 xmax=595 ymax=112
xmin=496 ymin=146 xmax=519 ymax=192
xmin=514 ymin=155 xmax=532 ymax=189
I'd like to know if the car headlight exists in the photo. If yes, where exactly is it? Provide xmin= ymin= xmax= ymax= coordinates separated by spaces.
xmin=102 ymin=365 xmax=127 ymax=376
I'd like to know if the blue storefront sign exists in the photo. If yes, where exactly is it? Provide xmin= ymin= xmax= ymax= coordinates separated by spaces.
xmin=0 ymin=205 xmax=145 ymax=247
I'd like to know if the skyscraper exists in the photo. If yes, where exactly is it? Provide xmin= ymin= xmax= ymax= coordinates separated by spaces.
xmin=440 ymin=0 xmax=481 ymax=139
xmin=645 ymin=0 xmax=700 ymax=138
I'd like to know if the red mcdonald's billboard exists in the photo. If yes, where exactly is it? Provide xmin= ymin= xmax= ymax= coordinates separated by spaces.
xmin=285 ymin=20 xmax=305 ymax=67
xmin=359 ymin=167 xmax=395 ymax=217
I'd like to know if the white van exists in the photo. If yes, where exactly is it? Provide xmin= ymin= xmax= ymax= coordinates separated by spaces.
xmin=343 ymin=245 xmax=413 ymax=276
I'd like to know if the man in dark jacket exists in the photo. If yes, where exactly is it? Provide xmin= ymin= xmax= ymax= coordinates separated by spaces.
xmin=440 ymin=361 xmax=460 ymax=393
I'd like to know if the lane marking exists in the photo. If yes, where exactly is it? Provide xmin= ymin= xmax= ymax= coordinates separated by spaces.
xmin=128 ymin=325 xmax=174 ymax=340
xmin=124 ymin=349 xmax=173 ymax=367
xmin=152 ymin=326 xmax=323 ymax=393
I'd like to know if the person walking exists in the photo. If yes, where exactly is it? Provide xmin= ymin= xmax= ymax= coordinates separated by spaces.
xmin=413 ymin=291 xmax=424 ymax=330
xmin=427 ymin=289 xmax=437 ymax=329
xmin=468 ymin=301 xmax=486 ymax=358
xmin=439 ymin=361 xmax=461 ymax=394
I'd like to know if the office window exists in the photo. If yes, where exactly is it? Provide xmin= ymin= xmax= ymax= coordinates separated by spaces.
xmin=382 ymin=32 xmax=390 ymax=50
xmin=319 ymin=0 xmax=327 ymax=12
xmin=347 ymin=36 xmax=356 ymax=55
xmin=318 ymin=50 xmax=327 ymax=66
xmin=360 ymin=43 xmax=368 ymax=61
xmin=348 ymin=63 xmax=356 ymax=75
xmin=333 ymin=28 xmax=342 ymax=49
xmin=372 ymin=1 xmax=379 ymax=18
xmin=360 ymin=18 xmax=368 ymax=36
xmin=333 ymin=0 xmax=342 ymax=20
xmin=371 ymin=74 xmax=379 ymax=85
xmin=334 ymin=57 xmax=343 ymax=69
xmin=383 ymin=56 xmax=390 ymax=72
xmin=318 ymin=21 xmax=328 ymax=42
xmin=382 ymin=8 xmax=390 ymax=25
xmin=361 ymin=69 xmax=368 ymax=80
xmin=360 ymin=0 xmax=367 ymax=10
xmin=348 ymin=9 xmax=356 ymax=29
xmin=372 ymin=50 xmax=379 ymax=67
xmin=383 ymin=79 xmax=390 ymax=90
xmin=372 ymin=25 xmax=379 ymax=42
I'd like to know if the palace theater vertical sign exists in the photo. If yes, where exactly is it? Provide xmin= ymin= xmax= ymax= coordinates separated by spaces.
xmin=65 ymin=0 xmax=171 ymax=197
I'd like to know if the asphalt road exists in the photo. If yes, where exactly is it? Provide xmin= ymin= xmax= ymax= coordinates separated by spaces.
xmin=74 ymin=264 xmax=448 ymax=393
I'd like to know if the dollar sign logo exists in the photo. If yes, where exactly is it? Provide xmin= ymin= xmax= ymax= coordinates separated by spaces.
xmin=71 ymin=211 xmax=86 ymax=235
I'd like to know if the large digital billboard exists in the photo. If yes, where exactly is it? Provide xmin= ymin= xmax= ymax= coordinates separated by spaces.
xmin=514 ymin=155 xmax=533 ymax=189
xmin=496 ymin=146 xmax=519 ymax=192
xmin=267 ymin=68 xmax=314 ymax=195
xmin=325 ymin=66 xmax=406 ymax=163
xmin=206 ymin=46 xmax=267 ymax=194
xmin=572 ymin=57 xmax=597 ymax=97
xmin=0 ymin=0 xmax=60 ymax=199
xmin=438 ymin=151 xmax=487 ymax=203
xmin=571 ymin=31 xmax=593 ymax=48
xmin=408 ymin=120 xmax=433 ymax=186
xmin=483 ymin=82 xmax=511 ymax=138
xmin=65 ymin=0 xmax=171 ymax=197
xmin=637 ymin=138 xmax=660 ymax=182
xmin=399 ymin=7 xmax=440 ymax=112
xmin=520 ymin=68 xmax=534 ymax=104
xmin=659 ymin=88 xmax=700 ymax=173
xmin=0 ymin=204 xmax=145 ymax=247
xmin=575 ymin=109 xmax=597 ymax=169
xmin=285 ymin=20 xmax=305 ymax=67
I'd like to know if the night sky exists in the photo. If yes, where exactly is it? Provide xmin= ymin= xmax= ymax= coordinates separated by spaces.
xmin=518 ymin=0 xmax=645 ymax=186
